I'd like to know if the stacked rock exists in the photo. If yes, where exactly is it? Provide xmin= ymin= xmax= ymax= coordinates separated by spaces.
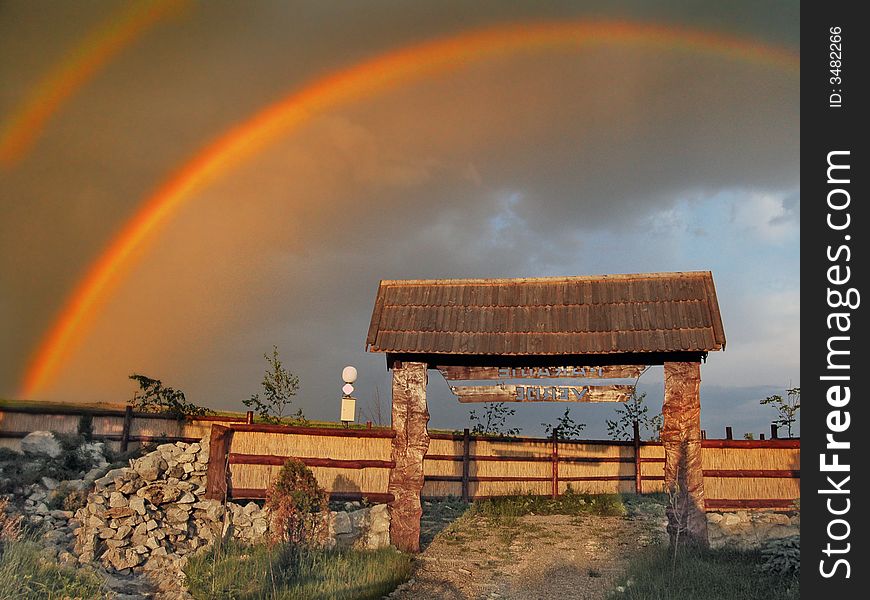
xmin=73 ymin=440 xmax=220 ymax=572
xmin=707 ymin=510 xmax=800 ymax=549
xmin=72 ymin=437 xmax=392 ymax=576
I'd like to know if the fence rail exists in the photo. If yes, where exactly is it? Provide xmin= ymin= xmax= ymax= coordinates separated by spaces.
xmin=1 ymin=403 xmax=799 ymax=511
xmin=198 ymin=423 xmax=799 ymax=511
xmin=0 ymin=403 xmax=251 ymax=453
xmin=418 ymin=429 xmax=799 ymax=509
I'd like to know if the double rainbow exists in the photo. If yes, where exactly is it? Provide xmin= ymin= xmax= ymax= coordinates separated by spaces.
xmin=20 ymin=20 xmax=799 ymax=397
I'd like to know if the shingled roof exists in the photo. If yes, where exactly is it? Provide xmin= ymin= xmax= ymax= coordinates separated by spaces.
xmin=366 ymin=272 xmax=725 ymax=356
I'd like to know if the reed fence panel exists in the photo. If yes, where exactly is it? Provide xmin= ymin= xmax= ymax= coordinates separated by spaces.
xmin=2 ymin=404 xmax=799 ymax=511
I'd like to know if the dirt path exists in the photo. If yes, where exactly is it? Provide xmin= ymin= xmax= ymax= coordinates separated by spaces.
xmin=388 ymin=504 xmax=667 ymax=600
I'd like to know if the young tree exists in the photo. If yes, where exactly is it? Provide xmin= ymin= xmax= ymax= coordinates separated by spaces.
xmin=469 ymin=402 xmax=521 ymax=436
xmin=541 ymin=407 xmax=586 ymax=440
xmin=761 ymin=386 xmax=800 ymax=438
xmin=129 ymin=373 xmax=210 ymax=419
xmin=244 ymin=346 xmax=304 ymax=424
xmin=362 ymin=385 xmax=386 ymax=426
xmin=605 ymin=390 xmax=662 ymax=441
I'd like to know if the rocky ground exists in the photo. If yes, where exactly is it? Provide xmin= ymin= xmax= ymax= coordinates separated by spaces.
xmin=388 ymin=499 xmax=668 ymax=600
xmin=2 ymin=431 xmax=391 ymax=599
xmin=4 ymin=434 xmax=793 ymax=599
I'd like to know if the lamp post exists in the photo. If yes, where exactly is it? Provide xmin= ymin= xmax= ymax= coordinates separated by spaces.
xmin=340 ymin=366 xmax=357 ymax=427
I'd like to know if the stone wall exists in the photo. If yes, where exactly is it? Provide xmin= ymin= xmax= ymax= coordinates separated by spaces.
xmin=64 ymin=436 xmax=389 ymax=594
xmin=707 ymin=511 xmax=799 ymax=549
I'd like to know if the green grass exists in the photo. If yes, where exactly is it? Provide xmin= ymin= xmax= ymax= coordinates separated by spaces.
xmin=608 ymin=544 xmax=799 ymax=600
xmin=439 ymin=491 xmax=629 ymax=549
xmin=0 ymin=539 xmax=104 ymax=599
xmin=470 ymin=490 xmax=628 ymax=522
xmin=184 ymin=541 xmax=412 ymax=600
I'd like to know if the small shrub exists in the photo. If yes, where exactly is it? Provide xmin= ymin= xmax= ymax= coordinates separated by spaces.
xmin=761 ymin=387 xmax=800 ymax=438
xmin=606 ymin=390 xmax=663 ymax=441
xmin=49 ymin=482 xmax=89 ymax=513
xmin=63 ymin=489 xmax=89 ymax=512
xmin=266 ymin=459 xmax=329 ymax=547
xmin=130 ymin=373 xmax=210 ymax=419
xmin=0 ymin=449 xmax=25 ymax=495
xmin=4 ymin=433 xmax=95 ymax=492
xmin=103 ymin=440 xmax=156 ymax=468
xmin=0 ymin=498 xmax=24 ymax=546
xmin=469 ymin=402 xmax=521 ymax=436
xmin=52 ymin=432 xmax=93 ymax=478
xmin=77 ymin=413 xmax=94 ymax=441
xmin=0 ymin=447 xmax=20 ymax=463
xmin=760 ymin=536 xmax=800 ymax=576
xmin=541 ymin=408 xmax=586 ymax=440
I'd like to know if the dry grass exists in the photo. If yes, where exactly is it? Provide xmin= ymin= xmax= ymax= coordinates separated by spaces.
xmin=608 ymin=544 xmax=799 ymax=600
xmin=184 ymin=542 xmax=412 ymax=600
xmin=0 ymin=538 xmax=104 ymax=599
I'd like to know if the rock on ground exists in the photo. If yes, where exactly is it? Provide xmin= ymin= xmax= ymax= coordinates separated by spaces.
xmin=21 ymin=431 xmax=62 ymax=457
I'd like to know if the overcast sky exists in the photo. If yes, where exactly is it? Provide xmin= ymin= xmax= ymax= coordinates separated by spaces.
xmin=0 ymin=1 xmax=799 ymax=437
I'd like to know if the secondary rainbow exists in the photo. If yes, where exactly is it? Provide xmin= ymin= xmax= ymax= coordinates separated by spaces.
xmin=0 ymin=0 xmax=188 ymax=165
xmin=21 ymin=20 xmax=799 ymax=397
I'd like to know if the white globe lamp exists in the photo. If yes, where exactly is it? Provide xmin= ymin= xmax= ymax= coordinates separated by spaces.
xmin=342 ymin=365 xmax=358 ymax=384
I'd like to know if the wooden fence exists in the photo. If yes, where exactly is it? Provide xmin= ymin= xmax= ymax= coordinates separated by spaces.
xmin=0 ymin=403 xmax=250 ymax=452
xmin=0 ymin=403 xmax=799 ymax=510
xmin=202 ymin=424 xmax=800 ymax=511
xmin=205 ymin=423 xmax=396 ymax=503
xmin=424 ymin=430 xmax=800 ymax=510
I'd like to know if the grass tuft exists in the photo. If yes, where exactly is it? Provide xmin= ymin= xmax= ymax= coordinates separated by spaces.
xmin=470 ymin=490 xmax=627 ymax=522
xmin=0 ymin=538 xmax=103 ymax=599
xmin=184 ymin=540 xmax=412 ymax=600
xmin=608 ymin=544 xmax=799 ymax=600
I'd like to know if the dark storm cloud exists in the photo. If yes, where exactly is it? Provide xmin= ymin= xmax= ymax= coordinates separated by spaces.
xmin=1 ymin=0 xmax=798 ymax=431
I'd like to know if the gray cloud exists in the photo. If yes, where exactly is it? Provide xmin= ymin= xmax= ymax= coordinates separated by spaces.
xmin=1 ymin=2 xmax=798 ymax=439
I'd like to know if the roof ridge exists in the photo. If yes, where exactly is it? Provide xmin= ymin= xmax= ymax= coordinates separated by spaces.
xmin=377 ymin=271 xmax=711 ymax=286
xmin=375 ymin=326 xmax=712 ymax=335
xmin=380 ymin=299 xmax=710 ymax=308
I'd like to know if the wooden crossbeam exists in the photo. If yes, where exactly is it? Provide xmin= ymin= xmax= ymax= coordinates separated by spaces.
xmin=437 ymin=365 xmax=645 ymax=381
xmin=450 ymin=384 xmax=633 ymax=403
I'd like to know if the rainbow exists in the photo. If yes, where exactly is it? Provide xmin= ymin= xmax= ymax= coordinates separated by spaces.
xmin=0 ymin=0 xmax=189 ymax=165
xmin=20 ymin=20 xmax=799 ymax=397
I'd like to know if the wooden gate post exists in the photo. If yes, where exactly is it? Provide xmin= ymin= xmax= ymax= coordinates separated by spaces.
xmin=633 ymin=419 xmax=642 ymax=494
xmin=120 ymin=406 xmax=133 ymax=453
xmin=388 ymin=361 xmax=429 ymax=553
xmin=205 ymin=425 xmax=233 ymax=501
xmin=662 ymin=361 xmax=708 ymax=548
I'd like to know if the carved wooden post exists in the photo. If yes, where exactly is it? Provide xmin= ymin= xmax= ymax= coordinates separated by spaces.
xmin=662 ymin=361 xmax=708 ymax=548
xmin=388 ymin=361 xmax=429 ymax=553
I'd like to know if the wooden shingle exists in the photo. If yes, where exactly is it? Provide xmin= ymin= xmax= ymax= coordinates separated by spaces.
xmin=366 ymin=272 xmax=726 ymax=355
